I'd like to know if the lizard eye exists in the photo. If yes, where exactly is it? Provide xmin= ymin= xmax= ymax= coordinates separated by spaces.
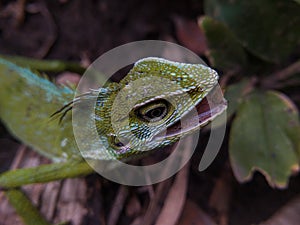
xmin=136 ymin=100 xmax=169 ymax=122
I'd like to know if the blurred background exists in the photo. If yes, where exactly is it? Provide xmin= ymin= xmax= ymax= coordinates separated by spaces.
xmin=0 ymin=0 xmax=300 ymax=225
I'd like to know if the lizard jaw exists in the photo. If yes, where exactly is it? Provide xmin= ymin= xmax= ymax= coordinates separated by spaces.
xmin=157 ymin=87 xmax=227 ymax=140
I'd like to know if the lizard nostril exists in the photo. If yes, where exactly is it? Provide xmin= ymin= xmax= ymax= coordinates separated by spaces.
xmin=111 ymin=135 xmax=130 ymax=149
xmin=114 ymin=141 xmax=124 ymax=147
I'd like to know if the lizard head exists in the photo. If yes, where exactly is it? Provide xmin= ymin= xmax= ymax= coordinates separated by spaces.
xmin=91 ymin=57 xmax=227 ymax=160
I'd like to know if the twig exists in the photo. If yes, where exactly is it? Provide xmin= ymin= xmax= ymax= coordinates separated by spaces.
xmin=267 ymin=78 xmax=300 ymax=89
xmin=107 ymin=186 xmax=129 ymax=225
xmin=10 ymin=145 xmax=27 ymax=170
xmin=141 ymin=179 xmax=172 ymax=225
xmin=209 ymin=163 xmax=233 ymax=225
xmin=219 ymin=69 xmax=239 ymax=89
xmin=262 ymin=59 xmax=300 ymax=89
xmin=0 ymin=0 xmax=27 ymax=26
xmin=0 ymin=54 xmax=86 ymax=74
xmin=0 ymin=144 xmax=26 ymax=191
xmin=15 ymin=0 xmax=26 ymax=26
xmin=273 ymin=60 xmax=300 ymax=81
xmin=155 ymin=162 xmax=190 ymax=225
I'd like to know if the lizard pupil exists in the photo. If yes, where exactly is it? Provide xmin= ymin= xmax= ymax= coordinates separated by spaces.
xmin=136 ymin=100 xmax=169 ymax=122
xmin=146 ymin=107 xmax=165 ymax=119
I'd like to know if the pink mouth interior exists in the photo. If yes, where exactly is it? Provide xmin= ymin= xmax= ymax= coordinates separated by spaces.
xmin=166 ymin=87 xmax=227 ymax=137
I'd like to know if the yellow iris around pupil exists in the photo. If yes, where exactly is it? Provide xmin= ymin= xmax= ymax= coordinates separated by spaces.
xmin=136 ymin=100 xmax=169 ymax=122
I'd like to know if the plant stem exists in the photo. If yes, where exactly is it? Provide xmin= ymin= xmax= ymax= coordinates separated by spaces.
xmin=0 ymin=54 xmax=86 ymax=74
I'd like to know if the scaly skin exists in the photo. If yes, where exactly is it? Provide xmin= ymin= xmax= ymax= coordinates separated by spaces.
xmin=0 ymin=56 xmax=226 ymax=225
xmin=85 ymin=57 xmax=222 ymax=159
xmin=0 ymin=58 xmax=78 ymax=161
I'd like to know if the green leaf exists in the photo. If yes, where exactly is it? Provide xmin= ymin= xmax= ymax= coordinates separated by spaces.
xmin=204 ymin=0 xmax=300 ymax=63
xmin=199 ymin=16 xmax=247 ymax=71
xmin=229 ymin=90 xmax=300 ymax=188
xmin=224 ymin=79 xmax=250 ymax=118
xmin=294 ymin=0 xmax=300 ymax=4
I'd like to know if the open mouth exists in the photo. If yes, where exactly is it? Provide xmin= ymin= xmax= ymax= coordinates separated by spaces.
xmin=161 ymin=86 xmax=227 ymax=139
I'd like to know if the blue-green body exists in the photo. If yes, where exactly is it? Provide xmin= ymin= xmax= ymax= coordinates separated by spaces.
xmin=0 ymin=58 xmax=79 ymax=161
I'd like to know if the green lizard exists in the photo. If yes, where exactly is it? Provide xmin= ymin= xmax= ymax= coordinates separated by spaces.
xmin=0 ymin=56 xmax=226 ymax=225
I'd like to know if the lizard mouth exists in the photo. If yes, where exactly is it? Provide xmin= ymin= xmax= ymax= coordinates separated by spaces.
xmin=160 ymin=86 xmax=227 ymax=139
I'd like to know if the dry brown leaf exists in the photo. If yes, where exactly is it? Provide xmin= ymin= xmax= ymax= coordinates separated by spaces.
xmin=54 ymin=178 xmax=88 ymax=225
xmin=0 ymin=147 xmax=89 ymax=225
xmin=141 ymin=179 xmax=172 ymax=225
xmin=259 ymin=195 xmax=300 ymax=225
xmin=177 ymin=199 xmax=217 ymax=225
xmin=126 ymin=194 xmax=142 ymax=217
xmin=173 ymin=15 xmax=208 ymax=55
xmin=155 ymin=163 xmax=190 ymax=225
xmin=56 ymin=72 xmax=81 ymax=86
xmin=209 ymin=164 xmax=233 ymax=225
xmin=107 ymin=185 xmax=129 ymax=225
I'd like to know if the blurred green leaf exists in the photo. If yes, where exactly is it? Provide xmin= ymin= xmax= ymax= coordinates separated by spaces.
xmin=204 ymin=0 xmax=300 ymax=63
xmin=294 ymin=0 xmax=300 ymax=4
xmin=224 ymin=79 xmax=250 ymax=118
xmin=199 ymin=16 xmax=247 ymax=71
xmin=229 ymin=90 xmax=300 ymax=188
xmin=0 ymin=54 xmax=85 ymax=74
